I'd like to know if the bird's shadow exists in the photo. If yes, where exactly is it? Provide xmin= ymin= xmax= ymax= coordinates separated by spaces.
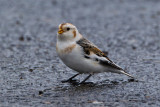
xmin=58 ymin=78 xmax=139 ymax=92
xmin=68 ymin=77 xmax=138 ymax=85
xmin=41 ymin=78 xmax=139 ymax=97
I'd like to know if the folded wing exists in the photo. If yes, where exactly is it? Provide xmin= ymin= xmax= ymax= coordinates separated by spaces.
xmin=77 ymin=38 xmax=122 ymax=69
xmin=76 ymin=37 xmax=134 ymax=78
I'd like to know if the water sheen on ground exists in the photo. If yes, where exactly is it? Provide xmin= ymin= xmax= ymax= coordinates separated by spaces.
xmin=0 ymin=0 xmax=160 ymax=106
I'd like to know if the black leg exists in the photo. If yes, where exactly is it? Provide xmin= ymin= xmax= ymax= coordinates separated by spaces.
xmin=80 ymin=74 xmax=92 ymax=84
xmin=61 ymin=73 xmax=80 ymax=83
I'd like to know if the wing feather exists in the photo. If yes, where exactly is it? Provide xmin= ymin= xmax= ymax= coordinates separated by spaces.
xmin=76 ymin=38 xmax=123 ymax=70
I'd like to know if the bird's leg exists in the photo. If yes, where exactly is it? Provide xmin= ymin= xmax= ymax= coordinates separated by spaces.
xmin=61 ymin=73 xmax=80 ymax=83
xmin=80 ymin=74 xmax=92 ymax=84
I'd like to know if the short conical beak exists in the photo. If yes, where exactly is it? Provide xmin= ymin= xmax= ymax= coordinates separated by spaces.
xmin=58 ymin=29 xmax=64 ymax=34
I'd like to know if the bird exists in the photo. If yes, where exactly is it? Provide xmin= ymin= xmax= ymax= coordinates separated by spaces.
xmin=56 ymin=23 xmax=134 ymax=84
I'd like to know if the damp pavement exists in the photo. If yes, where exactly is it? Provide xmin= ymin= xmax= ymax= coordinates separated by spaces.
xmin=0 ymin=0 xmax=160 ymax=107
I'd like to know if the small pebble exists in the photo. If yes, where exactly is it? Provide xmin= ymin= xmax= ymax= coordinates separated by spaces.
xmin=29 ymin=69 xmax=33 ymax=72
xmin=19 ymin=36 xmax=24 ymax=41
xmin=39 ymin=91 xmax=43 ymax=96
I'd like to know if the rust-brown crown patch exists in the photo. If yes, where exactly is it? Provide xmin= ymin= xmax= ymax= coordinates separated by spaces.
xmin=59 ymin=23 xmax=65 ymax=30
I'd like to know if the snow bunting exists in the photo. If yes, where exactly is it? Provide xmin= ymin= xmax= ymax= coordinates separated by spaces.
xmin=56 ymin=23 xmax=134 ymax=84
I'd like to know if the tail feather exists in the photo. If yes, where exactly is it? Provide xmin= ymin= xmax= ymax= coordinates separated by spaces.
xmin=120 ymin=70 xmax=134 ymax=78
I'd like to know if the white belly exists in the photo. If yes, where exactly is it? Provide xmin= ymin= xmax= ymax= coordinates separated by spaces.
xmin=58 ymin=45 xmax=104 ymax=74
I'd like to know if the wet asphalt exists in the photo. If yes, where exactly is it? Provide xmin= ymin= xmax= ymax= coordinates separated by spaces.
xmin=0 ymin=0 xmax=160 ymax=107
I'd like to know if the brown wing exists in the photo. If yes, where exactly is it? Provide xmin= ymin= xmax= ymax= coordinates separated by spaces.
xmin=76 ymin=37 xmax=123 ymax=70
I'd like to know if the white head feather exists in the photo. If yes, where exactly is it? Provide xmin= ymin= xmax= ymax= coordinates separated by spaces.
xmin=57 ymin=23 xmax=82 ymax=42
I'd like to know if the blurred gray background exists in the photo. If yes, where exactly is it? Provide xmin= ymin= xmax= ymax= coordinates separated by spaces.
xmin=0 ymin=0 xmax=160 ymax=106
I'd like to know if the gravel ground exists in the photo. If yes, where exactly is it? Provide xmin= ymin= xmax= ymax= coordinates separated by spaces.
xmin=0 ymin=0 xmax=160 ymax=107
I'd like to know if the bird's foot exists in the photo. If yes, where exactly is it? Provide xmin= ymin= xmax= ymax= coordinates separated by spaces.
xmin=79 ymin=82 xmax=94 ymax=85
xmin=61 ymin=79 xmax=79 ymax=83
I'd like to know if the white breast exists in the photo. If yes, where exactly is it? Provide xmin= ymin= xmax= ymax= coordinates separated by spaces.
xmin=57 ymin=42 xmax=104 ymax=74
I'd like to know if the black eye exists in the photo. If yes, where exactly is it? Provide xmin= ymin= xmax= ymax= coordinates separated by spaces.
xmin=66 ymin=27 xmax=70 ymax=31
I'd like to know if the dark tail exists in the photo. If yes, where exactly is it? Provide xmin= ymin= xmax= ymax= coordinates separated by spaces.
xmin=120 ymin=70 xmax=134 ymax=78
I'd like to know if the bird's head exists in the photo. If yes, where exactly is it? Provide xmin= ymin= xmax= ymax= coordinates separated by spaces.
xmin=57 ymin=23 xmax=81 ymax=41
